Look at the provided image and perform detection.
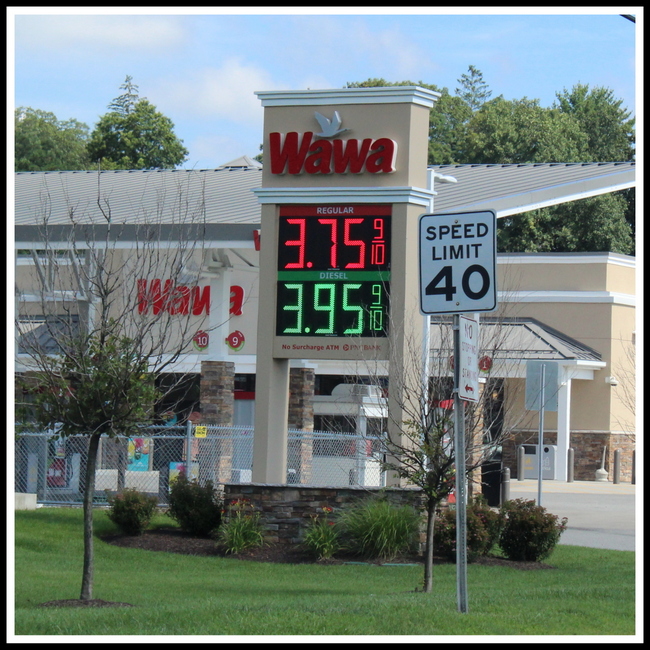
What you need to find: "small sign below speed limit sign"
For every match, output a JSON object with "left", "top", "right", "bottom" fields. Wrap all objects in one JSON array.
[{"left": 419, "top": 210, "right": 497, "bottom": 314}]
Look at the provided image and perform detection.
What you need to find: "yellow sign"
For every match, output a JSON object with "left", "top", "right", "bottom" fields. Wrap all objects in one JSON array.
[{"left": 194, "top": 426, "right": 207, "bottom": 438}]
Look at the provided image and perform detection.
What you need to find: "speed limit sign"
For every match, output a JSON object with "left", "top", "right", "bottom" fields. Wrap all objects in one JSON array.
[{"left": 419, "top": 211, "right": 497, "bottom": 314}]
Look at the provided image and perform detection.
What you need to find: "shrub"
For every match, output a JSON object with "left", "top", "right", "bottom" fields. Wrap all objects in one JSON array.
[
  {"left": 217, "top": 498, "right": 265, "bottom": 554},
  {"left": 499, "top": 498, "right": 568, "bottom": 562},
  {"left": 302, "top": 506, "right": 341, "bottom": 560},
  {"left": 339, "top": 497, "right": 420, "bottom": 561},
  {"left": 433, "top": 505, "right": 493, "bottom": 562},
  {"left": 106, "top": 488, "right": 158, "bottom": 536},
  {"left": 167, "top": 475, "right": 222, "bottom": 537},
  {"left": 471, "top": 495, "right": 506, "bottom": 554}
]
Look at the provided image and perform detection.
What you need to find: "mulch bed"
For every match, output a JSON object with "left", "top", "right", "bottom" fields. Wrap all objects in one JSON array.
[
  {"left": 100, "top": 526, "right": 554, "bottom": 570},
  {"left": 39, "top": 527, "right": 552, "bottom": 608},
  {"left": 40, "top": 599, "right": 134, "bottom": 608}
]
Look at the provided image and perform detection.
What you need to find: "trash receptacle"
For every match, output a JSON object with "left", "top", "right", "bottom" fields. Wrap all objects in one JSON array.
[
  {"left": 521, "top": 444, "right": 557, "bottom": 479},
  {"left": 481, "top": 460, "right": 502, "bottom": 507}
]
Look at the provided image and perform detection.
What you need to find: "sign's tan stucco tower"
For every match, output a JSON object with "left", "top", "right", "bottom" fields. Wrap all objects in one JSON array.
[{"left": 252, "top": 87, "right": 440, "bottom": 483}]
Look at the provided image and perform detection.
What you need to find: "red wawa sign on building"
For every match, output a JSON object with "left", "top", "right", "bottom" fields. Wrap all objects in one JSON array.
[
  {"left": 137, "top": 280, "right": 211, "bottom": 316},
  {"left": 268, "top": 111, "right": 398, "bottom": 175},
  {"left": 137, "top": 280, "right": 245, "bottom": 317}
]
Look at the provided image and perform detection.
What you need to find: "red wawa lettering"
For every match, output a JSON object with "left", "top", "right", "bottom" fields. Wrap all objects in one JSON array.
[
  {"left": 137, "top": 281, "right": 244, "bottom": 316},
  {"left": 269, "top": 132, "right": 397, "bottom": 175},
  {"left": 229, "top": 285, "right": 244, "bottom": 316},
  {"left": 137, "top": 280, "right": 211, "bottom": 316}
]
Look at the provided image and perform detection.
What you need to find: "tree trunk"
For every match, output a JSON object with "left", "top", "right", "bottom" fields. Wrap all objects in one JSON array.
[
  {"left": 80, "top": 432, "right": 101, "bottom": 601},
  {"left": 117, "top": 437, "right": 127, "bottom": 491},
  {"left": 423, "top": 499, "right": 437, "bottom": 593}
]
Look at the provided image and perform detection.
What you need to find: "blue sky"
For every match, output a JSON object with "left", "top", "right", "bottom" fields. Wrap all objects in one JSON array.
[{"left": 10, "top": 8, "right": 640, "bottom": 170}]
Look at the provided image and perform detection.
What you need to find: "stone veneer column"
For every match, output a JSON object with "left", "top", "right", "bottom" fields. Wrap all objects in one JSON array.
[
  {"left": 200, "top": 361, "right": 235, "bottom": 425},
  {"left": 288, "top": 367, "right": 315, "bottom": 484},
  {"left": 199, "top": 361, "right": 235, "bottom": 483},
  {"left": 288, "top": 367, "right": 315, "bottom": 430}
]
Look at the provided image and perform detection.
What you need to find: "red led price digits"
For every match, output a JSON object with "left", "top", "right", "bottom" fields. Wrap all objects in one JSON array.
[
  {"left": 343, "top": 218, "right": 365, "bottom": 268},
  {"left": 318, "top": 218, "right": 338, "bottom": 268},
  {"left": 371, "top": 218, "right": 386, "bottom": 265},
  {"left": 284, "top": 218, "right": 306, "bottom": 268},
  {"left": 280, "top": 215, "right": 389, "bottom": 271}
]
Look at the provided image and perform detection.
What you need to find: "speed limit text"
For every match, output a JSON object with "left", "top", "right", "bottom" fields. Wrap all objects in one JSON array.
[{"left": 425, "top": 221, "right": 490, "bottom": 261}]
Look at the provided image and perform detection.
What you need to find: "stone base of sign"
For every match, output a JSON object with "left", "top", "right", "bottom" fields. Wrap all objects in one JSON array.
[{"left": 222, "top": 483, "right": 428, "bottom": 549}]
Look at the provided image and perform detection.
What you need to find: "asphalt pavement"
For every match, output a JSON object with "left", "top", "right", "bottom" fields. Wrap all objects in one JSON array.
[{"left": 506, "top": 479, "right": 637, "bottom": 552}]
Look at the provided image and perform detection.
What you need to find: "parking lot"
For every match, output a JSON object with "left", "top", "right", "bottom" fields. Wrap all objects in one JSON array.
[{"left": 508, "top": 479, "right": 637, "bottom": 552}]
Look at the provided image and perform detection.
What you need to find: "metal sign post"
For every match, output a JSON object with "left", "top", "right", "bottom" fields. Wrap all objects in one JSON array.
[
  {"left": 537, "top": 364, "right": 546, "bottom": 507},
  {"left": 419, "top": 212, "right": 498, "bottom": 616},
  {"left": 453, "top": 314, "right": 469, "bottom": 613},
  {"left": 525, "top": 360, "right": 558, "bottom": 507}
]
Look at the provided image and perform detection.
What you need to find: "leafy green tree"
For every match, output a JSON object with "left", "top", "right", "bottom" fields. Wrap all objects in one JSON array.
[
  {"left": 87, "top": 76, "right": 189, "bottom": 170},
  {"left": 554, "top": 84, "right": 635, "bottom": 161},
  {"left": 463, "top": 97, "right": 588, "bottom": 163},
  {"left": 15, "top": 107, "right": 90, "bottom": 171},
  {"left": 347, "top": 74, "right": 635, "bottom": 253},
  {"left": 456, "top": 65, "right": 492, "bottom": 111},
  {"left": 498, "top": 192, "right": 634, "bottom": 254},
  {"left": 427, "top": 91, "right": 472, "bottom": 164},
  {"left": 29, "top": 333, "right": 157, "bottom": 601}
]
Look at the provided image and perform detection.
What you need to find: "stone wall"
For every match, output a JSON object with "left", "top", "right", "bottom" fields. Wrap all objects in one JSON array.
[
  {"left": 503, "top": 430, "right": 635, "bottom": 482},
  {"left": 222, "top": 483, "right": 427, "bottom": 548}
]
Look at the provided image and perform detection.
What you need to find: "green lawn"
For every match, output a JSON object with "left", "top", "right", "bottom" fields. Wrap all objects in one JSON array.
[{"left": 13, "top": 508, "right": 636, "bottom": 637}]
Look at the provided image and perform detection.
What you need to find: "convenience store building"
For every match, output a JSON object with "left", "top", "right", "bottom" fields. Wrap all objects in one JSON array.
[{"left": 14, "top": 87, "right": 636, "bottom": 484}]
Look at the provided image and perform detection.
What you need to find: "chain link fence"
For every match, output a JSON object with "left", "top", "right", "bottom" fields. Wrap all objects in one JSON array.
[{"left": 14, "top": 424, "right": 386, "bottom": 506}]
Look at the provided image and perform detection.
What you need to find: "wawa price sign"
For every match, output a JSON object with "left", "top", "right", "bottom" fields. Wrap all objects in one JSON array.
[{"left": 419, "top": 211, "right": 497, "bottom": 315}]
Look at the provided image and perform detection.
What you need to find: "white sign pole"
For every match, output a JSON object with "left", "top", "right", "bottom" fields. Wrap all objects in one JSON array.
[
  {"left": 525, "top": 360, "right": 558, "bottom": 504},
  {"left": 537, "top": 364, "right": 546, "bottom": 507}
]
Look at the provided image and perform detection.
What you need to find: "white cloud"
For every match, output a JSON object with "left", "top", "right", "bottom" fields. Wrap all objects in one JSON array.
[
  {"left": 15, "top": 15, "right": 187, "bottom": 53},
  {"left": 186, "top": 132, "right": 261, "bottom": 169},
  {"left": 156, "top": 59, "right": 279, "bottom": 125}
]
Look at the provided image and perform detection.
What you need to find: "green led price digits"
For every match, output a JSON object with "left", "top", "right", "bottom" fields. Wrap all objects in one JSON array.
[{"left": 278, "top": 281, "right": 387, "bottom": 337}]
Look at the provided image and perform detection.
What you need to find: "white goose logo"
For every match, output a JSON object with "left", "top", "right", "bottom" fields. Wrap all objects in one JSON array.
[{"left": 314, "top": 111, "right": 349, "bottom": 138}]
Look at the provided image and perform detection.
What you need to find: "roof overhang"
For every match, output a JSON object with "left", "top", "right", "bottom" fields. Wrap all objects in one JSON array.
[
  {"left": 430, "top": 162, "right": 635, "bottom": 218},
  {"left": 14, "top": 222, "right": 257, "bottom": 249},
  {"left": 428, "top": 317, "right": 606, "bottom": 380}
]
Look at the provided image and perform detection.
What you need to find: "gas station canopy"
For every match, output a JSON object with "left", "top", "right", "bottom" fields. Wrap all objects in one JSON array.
[{"left": 431, "top": 162, "right": 635, "bottom": 217}]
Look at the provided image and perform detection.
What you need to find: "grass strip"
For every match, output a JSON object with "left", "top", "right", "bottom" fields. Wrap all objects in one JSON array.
[{"left": 13, "top": 508, "right": 636, "bottom": 637}]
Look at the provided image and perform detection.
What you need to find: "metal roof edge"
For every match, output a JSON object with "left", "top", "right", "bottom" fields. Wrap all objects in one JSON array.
[{"left": 497, "top": 251, "right": 635, "bottom": 267}]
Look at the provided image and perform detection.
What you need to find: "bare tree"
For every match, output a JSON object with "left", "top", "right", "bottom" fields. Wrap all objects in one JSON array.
[
  {"left": 341, "top": 311, "right": 531, "bottom": 593},
  {"left": 15, "top": 172, "right": 227, "bottom": 602}
]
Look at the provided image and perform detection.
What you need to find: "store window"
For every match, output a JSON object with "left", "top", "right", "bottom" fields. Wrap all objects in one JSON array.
[{"left": 16, "top": 315, "right": 80, "bottom": 355}]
